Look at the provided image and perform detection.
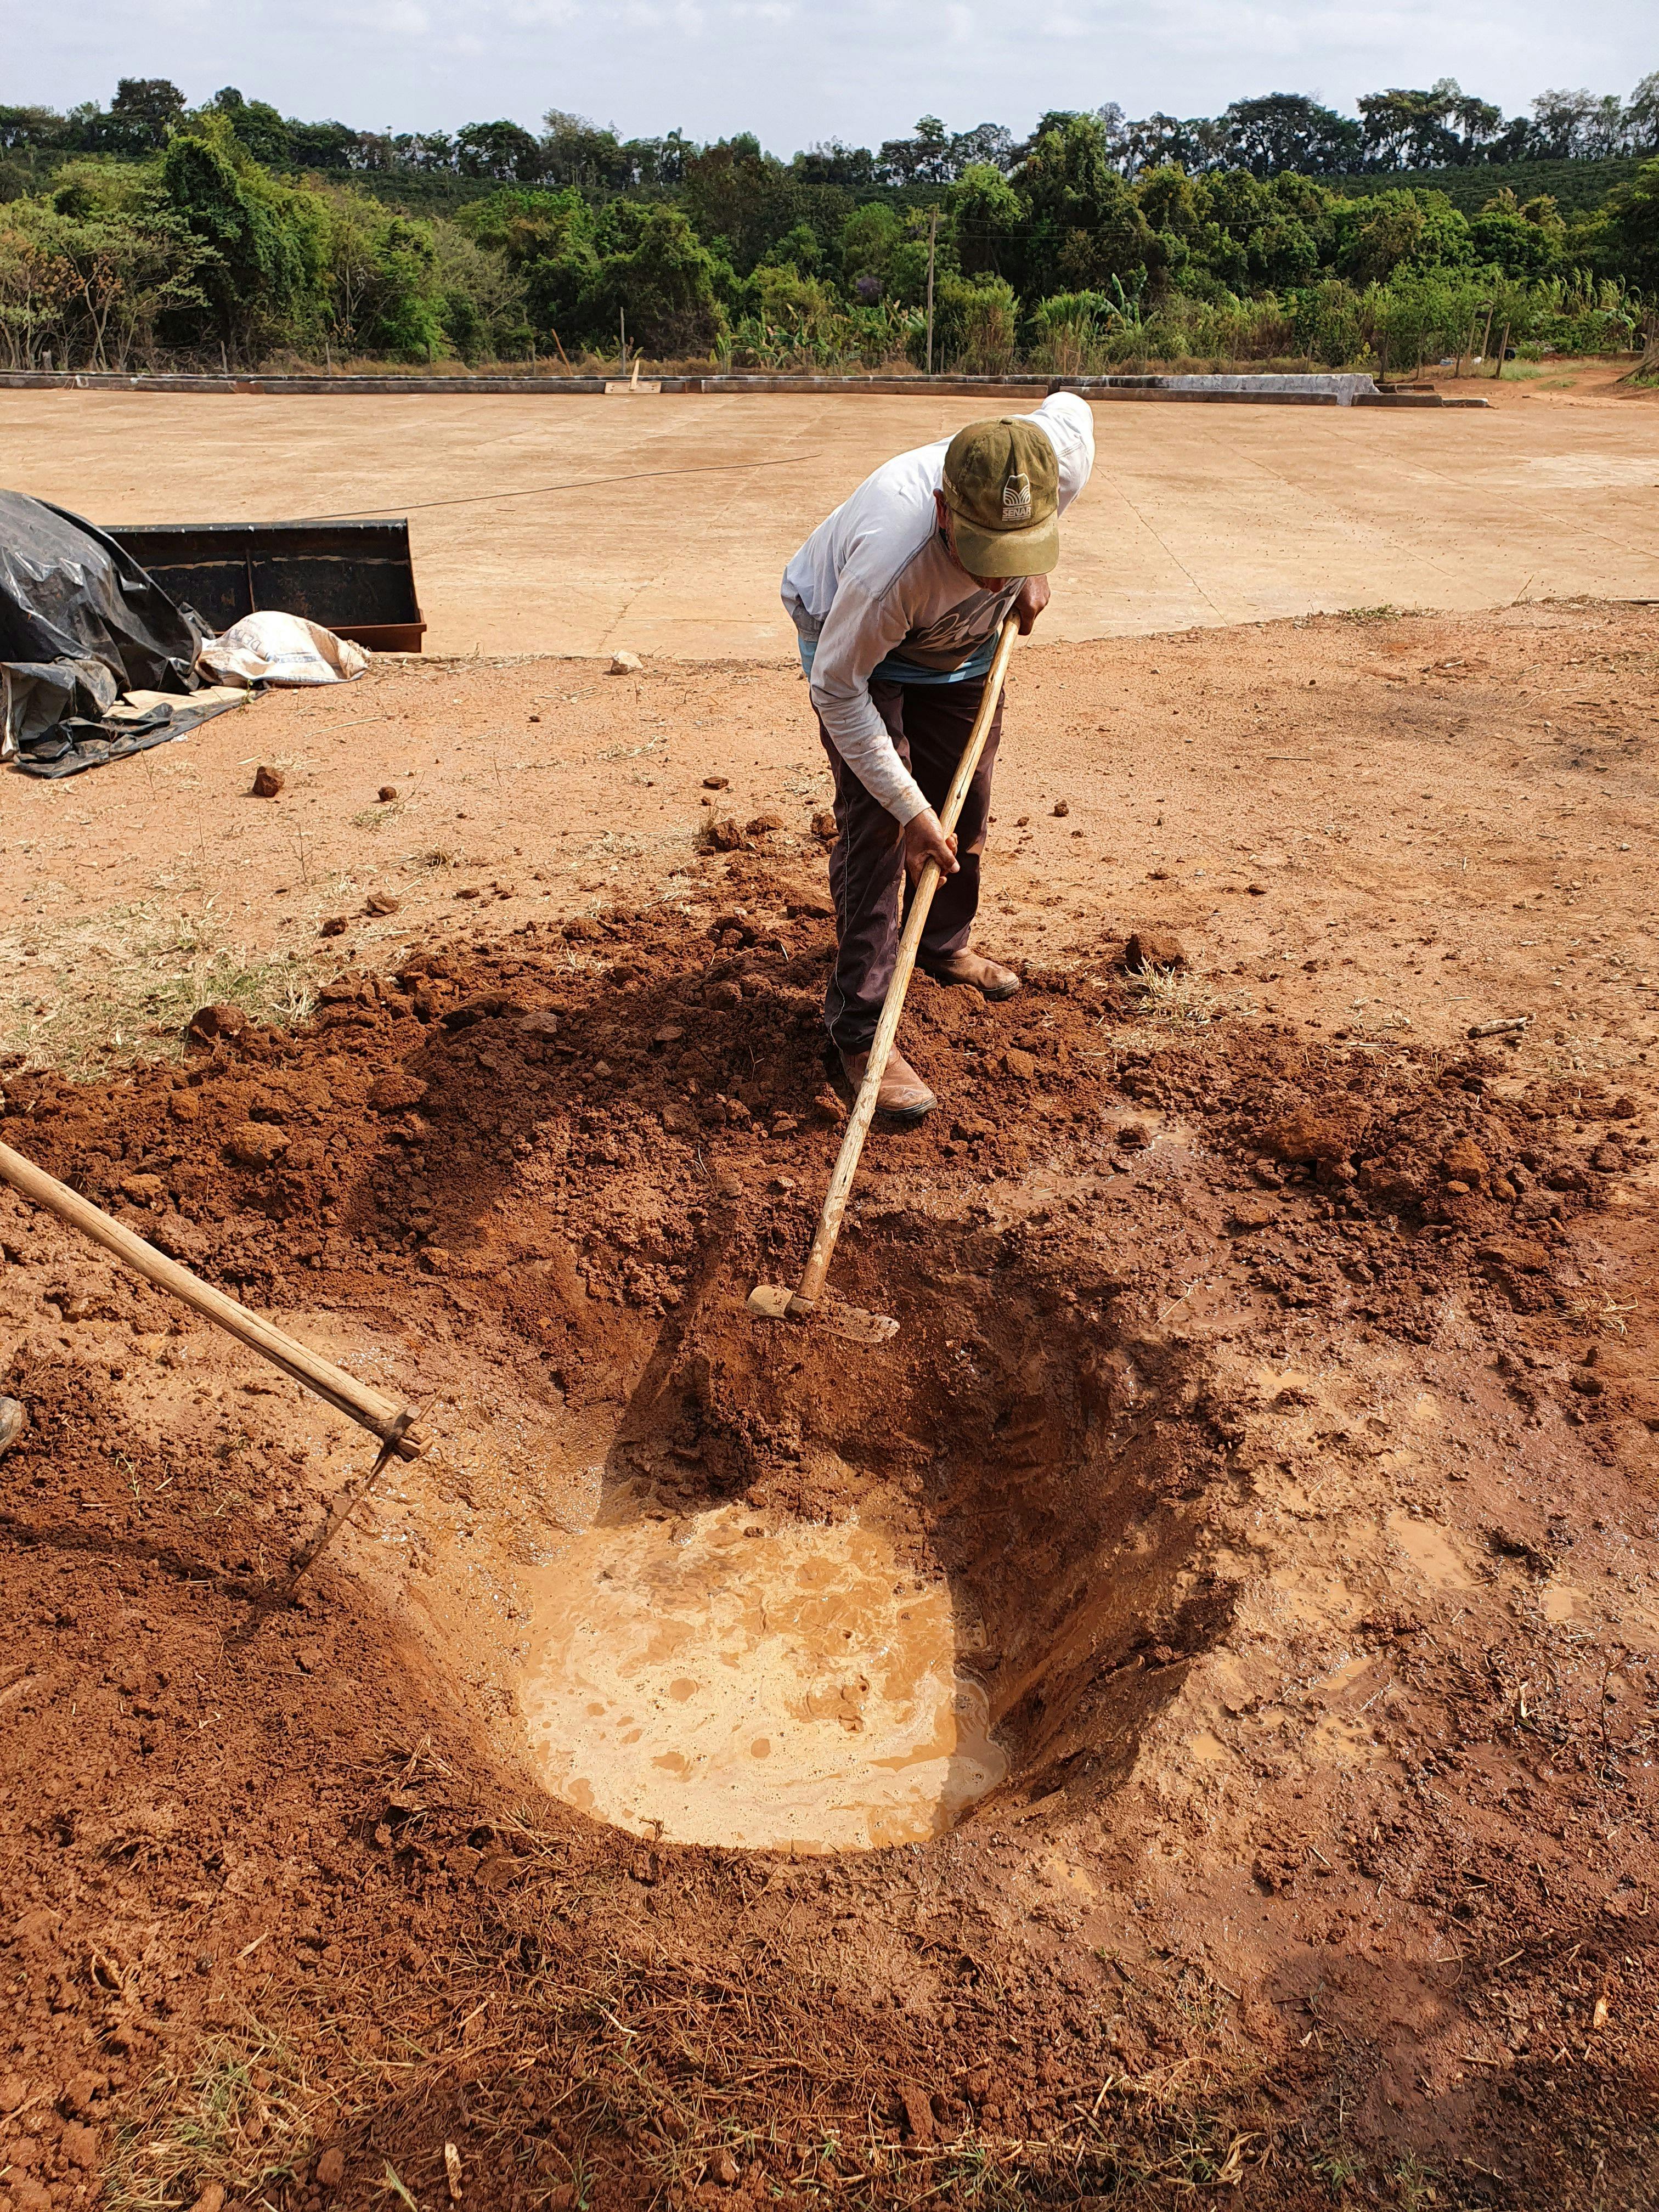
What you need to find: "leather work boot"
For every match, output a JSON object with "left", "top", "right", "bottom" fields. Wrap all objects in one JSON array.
[
  {"left": 0, "top": 1397, "right": 25, "bottom": 1459},
  {"left": 839, "top": 1046, "right": 936, "bottom": 1122},
  {"left": 921, "top": 947, "right": 1022, "bottom": 1002}
]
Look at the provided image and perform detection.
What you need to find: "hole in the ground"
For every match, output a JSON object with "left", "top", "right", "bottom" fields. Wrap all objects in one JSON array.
[
  {"left": 511, "top": 1229, "right": 1234, "bottom": 1853},
  {"left": 520, "top": 1504, "right": 1005, "bottom": 1852}
]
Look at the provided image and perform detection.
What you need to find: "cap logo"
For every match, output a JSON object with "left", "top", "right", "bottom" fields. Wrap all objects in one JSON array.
[{"left": 1002, "top": 472, "right": 1031, "bottom": 526}]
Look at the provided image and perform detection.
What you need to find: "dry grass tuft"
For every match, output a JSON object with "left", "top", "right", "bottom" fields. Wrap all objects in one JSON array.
[
  {"left": 351, "top": 800, "right": 406, "bottom": 830},
  {"left": 104, "top": 2018, "right": 338, "bottom": 2212},
  {"left": 0, "top": 900, "right": 315, "bottom": 1076},
  {"left": 1563, "top": 1292, "right": 1638, "bottom": 1338},
  {"left": 1136, "top": 966, "right": 1224, "bottom": 1030}
]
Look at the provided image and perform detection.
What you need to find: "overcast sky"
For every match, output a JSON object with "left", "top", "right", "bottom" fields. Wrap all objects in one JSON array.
[{"left": 5, "top": 0, "right": 1654, "bottom": 150}]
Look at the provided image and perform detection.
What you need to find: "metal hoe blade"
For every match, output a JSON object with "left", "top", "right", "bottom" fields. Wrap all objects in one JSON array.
[{"left": 746, "top": 1283, "right": 899, "bottom": 1346}]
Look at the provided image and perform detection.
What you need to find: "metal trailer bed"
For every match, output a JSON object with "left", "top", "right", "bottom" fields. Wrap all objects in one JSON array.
[{"left": 102, "top": 520, "right": 424, "bottom": 653}]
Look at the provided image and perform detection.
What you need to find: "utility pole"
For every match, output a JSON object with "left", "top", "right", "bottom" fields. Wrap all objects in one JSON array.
[{"left": 924, "top": 210, "right": 938, "bottom": 379}]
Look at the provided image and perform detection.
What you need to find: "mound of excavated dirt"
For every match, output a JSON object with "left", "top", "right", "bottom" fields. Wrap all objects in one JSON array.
[{"left": 2, "top": 851, "right": 1657, "bottom": 2211}]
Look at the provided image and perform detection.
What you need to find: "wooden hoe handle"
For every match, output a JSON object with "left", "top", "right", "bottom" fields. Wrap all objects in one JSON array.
[
  {"left": 0, "top": 1136, "right": 424, "bottom": 1458},
  {"left": 788, "top": 614, "right": 1020, "bottom": 1314}
]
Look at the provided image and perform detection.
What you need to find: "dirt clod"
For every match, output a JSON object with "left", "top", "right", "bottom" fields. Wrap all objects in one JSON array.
[
  {"left": 187, "top": 1002, "right": 247, "bottom": 1046},
  {"left": 899, "top": 2083, "right": 936, "bottom": 2143},
  {"left": 60, "top": 2121, "right": 98, "bottom": 2168},
  {"left": 1443, "top": 1134, "right": 1491, "bottom": 1183},
  {"left": 1124, "top": 929, "right": 1187, "bottom": 973},
  {"left": 251, "top": 764, "right": 284, "bottom": 798},
  {"left": 1227, "top": 1198, "right": 1278, "bottom": 1231},
  {"left": 320, "top": 915, "right": 348, "bottom": 937},
  {"left": 225, "top": 1121, "right": 289, "bottom": 1169},
  {"left": 1257, "top": 1104, "right": 1354, "bottom": 1165},
  {"left": 1479, "top": 1236, "right": 1551, "bottom": 1272},
  {"left": 366, "top": 1070, "right": 430, "bottom": 1112}
]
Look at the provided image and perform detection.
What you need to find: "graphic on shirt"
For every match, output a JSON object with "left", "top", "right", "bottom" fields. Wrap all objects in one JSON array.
[
  {"left": 897, "top": 581, "right": 1019, "bottom": 665},
  {"left": 1002, "top": 472, "right": 1032, "bottom": 525}
]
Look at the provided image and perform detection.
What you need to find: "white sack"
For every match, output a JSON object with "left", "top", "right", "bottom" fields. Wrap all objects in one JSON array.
[{"left": 196, "top": 613, "right": 369, "bottom": 688}]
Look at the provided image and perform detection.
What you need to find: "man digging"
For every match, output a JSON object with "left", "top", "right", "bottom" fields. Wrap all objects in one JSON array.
[{"left": 782, "top": 393, "right": 1094, "bottom": 1120}]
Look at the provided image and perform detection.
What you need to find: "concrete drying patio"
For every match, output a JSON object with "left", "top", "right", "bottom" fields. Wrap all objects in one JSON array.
[{"left": 5, "top": 386, "right": 1658, "bottom": 656}]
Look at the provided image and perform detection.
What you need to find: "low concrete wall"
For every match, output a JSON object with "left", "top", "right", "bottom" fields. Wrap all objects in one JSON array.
[{"left": 0, "top": 368, "right": 1472, "bottom": 408}]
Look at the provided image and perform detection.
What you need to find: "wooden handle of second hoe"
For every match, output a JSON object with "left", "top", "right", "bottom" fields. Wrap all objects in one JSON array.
[
  {"left": 790, "top": 614, "right": 1020, "bottom": 1313},
  {"left": 0, "top": 1136, "right": 424, "bottom": 1457}
]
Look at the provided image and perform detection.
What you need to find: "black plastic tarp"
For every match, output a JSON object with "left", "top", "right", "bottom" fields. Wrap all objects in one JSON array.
[{"left": 0, "top": 491, "right": 225, "bottom": 777}]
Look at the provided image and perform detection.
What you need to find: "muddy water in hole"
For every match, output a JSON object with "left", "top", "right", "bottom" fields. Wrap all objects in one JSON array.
[{"left": 519, "top": 1505, "right": 1006, "bottom": 1852}]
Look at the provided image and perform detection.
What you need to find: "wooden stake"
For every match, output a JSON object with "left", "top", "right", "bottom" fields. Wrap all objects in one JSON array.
[{"left": 924, "top": 210, "right": 938, "bottom": 378}]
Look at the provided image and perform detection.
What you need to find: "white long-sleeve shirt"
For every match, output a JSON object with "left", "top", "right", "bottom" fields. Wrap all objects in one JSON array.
[{"left": 780, "top": 391, "right": 1095, "bottom": 822}]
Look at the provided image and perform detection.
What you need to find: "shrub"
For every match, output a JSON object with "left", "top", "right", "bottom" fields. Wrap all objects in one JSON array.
[
  {"left": 1030, "top": 290, "right": 1123, "bottom": 373},
  {"left": 908, "top": 273, "right": 1018, "bottom": 372},
  {"left": 1291, "top": 278, "right": 1368, "bottom": 365},
  {"left": 580, "top": 202, "right": 723, "bottom": 356}
]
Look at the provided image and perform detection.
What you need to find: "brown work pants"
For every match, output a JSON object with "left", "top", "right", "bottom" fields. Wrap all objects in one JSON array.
[{"left": 816, "top": 675, "right": 1004, "bottom": 1055}]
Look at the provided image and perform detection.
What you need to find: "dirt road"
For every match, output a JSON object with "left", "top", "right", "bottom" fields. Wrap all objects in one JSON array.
[
  {"left": 3, "top": 378, "right": 1657, "bottom": 653},
  {"left": 2, "top": 597, "right": 1657, "bottom": 2210}
]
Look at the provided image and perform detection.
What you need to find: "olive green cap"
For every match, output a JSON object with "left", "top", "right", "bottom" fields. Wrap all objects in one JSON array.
[{"left": 941, "top": 415, "right": 1060, "bottom": 577}]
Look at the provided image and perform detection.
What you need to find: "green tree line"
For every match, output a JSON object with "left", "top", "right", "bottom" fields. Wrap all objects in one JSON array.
[
  {"left": 1, "top": 93, "right": 1655, "bottom": 375},
  {"left": 5, "top": 71, "right": 1659, "bottom": 185}
]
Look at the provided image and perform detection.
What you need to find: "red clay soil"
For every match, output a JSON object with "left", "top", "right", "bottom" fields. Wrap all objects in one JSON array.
[{"left": 2, "top": 837, "right": 1658, "bottom": 2210}]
